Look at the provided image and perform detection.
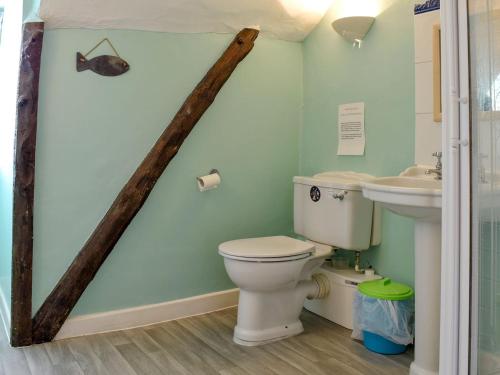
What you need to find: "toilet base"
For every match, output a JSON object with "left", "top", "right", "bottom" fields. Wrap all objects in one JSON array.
[
  {"left": 232, "top": 280, "right": 318, "bottom": 346},
  {"left": 233, "top": 320, "right": 304, "bottom": 346}
]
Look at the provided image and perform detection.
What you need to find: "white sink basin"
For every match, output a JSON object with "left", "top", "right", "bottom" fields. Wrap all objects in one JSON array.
[
  {"left": 361, "top": 176, "right": 441, "bottom": 221},
  {"left": 360, "top": 165, "right": 443, "bottom": 375}
]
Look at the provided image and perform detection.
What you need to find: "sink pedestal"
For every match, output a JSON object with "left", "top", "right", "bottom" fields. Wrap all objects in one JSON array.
[
  {"left": 410, "top": 220, "right": 441, "bottom": 375},
  {"left": 359, "top": 169, "right": 442, "bottom": 375}
]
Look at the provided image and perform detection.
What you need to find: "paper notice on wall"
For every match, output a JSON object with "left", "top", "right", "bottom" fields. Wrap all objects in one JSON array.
[{"left": 337, "top": 102, "right": 365, "bottom": 156}]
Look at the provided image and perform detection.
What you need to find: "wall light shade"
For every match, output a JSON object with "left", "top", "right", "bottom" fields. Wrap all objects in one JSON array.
[{"left": 331, "top": 16, "right": 375, "bottom": 45}]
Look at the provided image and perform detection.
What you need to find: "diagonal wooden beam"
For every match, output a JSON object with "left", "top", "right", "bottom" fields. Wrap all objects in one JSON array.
[
  {"left": 32, "top": 28, "right": 259, "bottom": 343},
  {"left": 11, "top": 22, "right": 45, "bottom": 347}
]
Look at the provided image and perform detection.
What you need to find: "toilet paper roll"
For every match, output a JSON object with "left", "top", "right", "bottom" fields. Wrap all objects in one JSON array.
[{"left": 197, "top": 173, "right": 221, "bottom": 192}]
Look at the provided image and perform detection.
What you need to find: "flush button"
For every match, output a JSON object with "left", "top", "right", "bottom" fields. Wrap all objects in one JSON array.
[{"left": 310, "top": 186, "right": 321, "bottom": 202}]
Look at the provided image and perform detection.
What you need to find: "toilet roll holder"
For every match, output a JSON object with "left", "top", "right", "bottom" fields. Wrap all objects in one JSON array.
[{"left": 196, "top": 169, "right": 221, "bottom": 191}]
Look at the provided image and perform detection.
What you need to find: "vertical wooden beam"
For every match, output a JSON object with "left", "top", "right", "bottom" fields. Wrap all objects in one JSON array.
[
  {"left": 32, "top": 28, "right": 259, "bottom": 344},
  {"left": 11, "top": 22, "right": 44, "bottom": 347}
]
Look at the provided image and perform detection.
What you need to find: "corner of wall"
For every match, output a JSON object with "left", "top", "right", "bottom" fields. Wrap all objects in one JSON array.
[
  {"left": 298, "top": 41, "right": 306, "bottom": 176},
  {"left": 299, "top": 0, "right": 417, "bottom": 286},
  {"left": 23, "top": 0, "right": 42, "bottom": 23},
  {"left": 0, "top": 285, "right": 11, "bottom": 340},
  {"left": 0, "top": 0, "right": 25, "bottom": 338}
]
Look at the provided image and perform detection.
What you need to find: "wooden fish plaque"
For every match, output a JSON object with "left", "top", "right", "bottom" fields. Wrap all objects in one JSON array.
[{"left": 76, "top": 38, "right": 129, "bottom": 77}]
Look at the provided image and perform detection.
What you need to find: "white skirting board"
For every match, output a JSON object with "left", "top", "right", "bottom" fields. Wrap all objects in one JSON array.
[
  {"left": 55, "top": 288, "right": 239, "bottom": 340},
  {"left": 0, "top": 286, "right": 11, "bottom": 341}
]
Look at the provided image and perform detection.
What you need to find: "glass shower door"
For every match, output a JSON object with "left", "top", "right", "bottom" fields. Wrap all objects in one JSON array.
[{"left": 470, "top": 1, "right": 500, "bottom": 373}]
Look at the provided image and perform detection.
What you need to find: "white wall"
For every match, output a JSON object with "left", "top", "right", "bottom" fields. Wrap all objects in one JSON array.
[{"left": 414, "top": 7, "right": 442, "bottom": 165}]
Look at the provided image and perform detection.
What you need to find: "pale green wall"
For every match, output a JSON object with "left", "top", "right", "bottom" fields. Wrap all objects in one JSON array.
[
  {"left": 22, "top": 0, "right": 41, "bottom": 22},
  {"left": 0, "top": 52, "right": 14, "bottom": 319},
  {"left": 301, "top": 1, "right": 416, "bottom": 286},
  {"left": 34, "top": 29, "right": 303, "bottom": 315},
  {"left": 0, "top": 109, "right": 14, "bottom": 320},
  {"left": 0, "top": 0, "right": 25, "bottom": 329},
  {"left": 0, "top": 159, "right": 13, "bottom": 318},
  {"left": 33, "top": 0, "right": 416, "bottom": 317}
]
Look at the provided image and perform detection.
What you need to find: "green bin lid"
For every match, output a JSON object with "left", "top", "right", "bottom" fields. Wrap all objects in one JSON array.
[{"left": 358, "top": 278, "right": 414, "bottom": 301}]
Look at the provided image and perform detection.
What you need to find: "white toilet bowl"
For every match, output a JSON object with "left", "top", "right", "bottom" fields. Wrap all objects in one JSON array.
[{"left": 219, "top": 236, "right": 332, "bottom": 346}]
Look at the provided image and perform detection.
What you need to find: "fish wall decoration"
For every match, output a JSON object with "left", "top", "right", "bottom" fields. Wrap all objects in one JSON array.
[{"left": 76, "top": 38, "right": 130, "bottom": 77}]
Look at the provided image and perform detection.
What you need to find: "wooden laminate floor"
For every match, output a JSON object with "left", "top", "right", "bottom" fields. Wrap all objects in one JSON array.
[{"left": 0, "top": 308, "right": 412, "bottom": 375}]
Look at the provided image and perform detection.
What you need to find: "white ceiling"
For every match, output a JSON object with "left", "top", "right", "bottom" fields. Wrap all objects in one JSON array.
[{"left": 39, "top": 0, "right": 333, "bottom": 41}]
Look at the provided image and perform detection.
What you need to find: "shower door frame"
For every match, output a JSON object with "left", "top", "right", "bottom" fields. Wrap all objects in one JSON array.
[{"left": 440, "top": 0, "right": 471, "bottom": 374}]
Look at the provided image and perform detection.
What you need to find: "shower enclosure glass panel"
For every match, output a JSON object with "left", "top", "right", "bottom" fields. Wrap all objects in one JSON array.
[{"left": 470, "top": 1, "right": 500, "bottom": 373}]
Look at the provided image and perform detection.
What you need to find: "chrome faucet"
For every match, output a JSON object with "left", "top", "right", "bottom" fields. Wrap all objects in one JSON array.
[{"left": 425, "top": 152, "right": 442, "bottom": 180}]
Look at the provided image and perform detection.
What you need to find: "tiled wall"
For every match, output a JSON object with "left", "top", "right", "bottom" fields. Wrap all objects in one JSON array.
[{"left": 414, "top": 6, "right": 442, "bottom": 165}]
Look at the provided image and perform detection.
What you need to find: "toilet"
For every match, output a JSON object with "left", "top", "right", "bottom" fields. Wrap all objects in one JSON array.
[{"left": 219, "top": 171, "right": 381, "bottom": 346}]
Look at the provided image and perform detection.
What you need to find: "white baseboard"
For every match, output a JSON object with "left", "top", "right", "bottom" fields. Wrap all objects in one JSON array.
[
  {"left": 55, "top": 288, "right": 239, "bottom": 340},
  {"left": 0, "top": 285, "right": 11, "bottom": 341}
]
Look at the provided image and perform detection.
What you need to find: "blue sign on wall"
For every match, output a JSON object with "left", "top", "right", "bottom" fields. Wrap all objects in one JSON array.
[{"left": 414, "top": 0, "right": 440, "bottom": 15}]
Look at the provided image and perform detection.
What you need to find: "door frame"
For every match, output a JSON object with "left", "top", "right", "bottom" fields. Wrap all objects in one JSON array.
[{"left": 439, "top": 0, "right": 471, "bottom": 373}]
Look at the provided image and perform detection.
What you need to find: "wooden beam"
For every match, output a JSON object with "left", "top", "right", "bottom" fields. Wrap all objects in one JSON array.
[
  {"left": 32, "top": 28, "right": 259, "bottom": 343},
  {"left": 11, "top": 22, "right": 45, "bottom": 347}
]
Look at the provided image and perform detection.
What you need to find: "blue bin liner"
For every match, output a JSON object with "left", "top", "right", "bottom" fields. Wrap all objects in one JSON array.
[{"left": 352, "top": 291, "right": 414, "bottom": 346}]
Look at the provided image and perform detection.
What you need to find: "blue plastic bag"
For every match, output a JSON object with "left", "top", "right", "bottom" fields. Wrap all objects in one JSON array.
[{"left": 352, "top": 291, "right": 414, "bottom": 345}]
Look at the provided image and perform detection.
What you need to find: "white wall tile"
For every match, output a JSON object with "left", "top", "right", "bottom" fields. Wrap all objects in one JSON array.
[
  {"left": 415, "top": 61, "right": 434, "bottom": 114},
  {"left": 414, "top": 7, "right": 441, "bottom": 165},
  {"left": 415, "top": 113, "right": 442, "bottom": 165},
  {"left": 414, "top": 10, "right": 440, "bottom": 64}
]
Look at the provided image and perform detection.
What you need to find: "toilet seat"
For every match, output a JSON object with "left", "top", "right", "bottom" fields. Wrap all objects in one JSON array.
[{"left": 218, "top": 236, "right": 314, "bottom": 263}]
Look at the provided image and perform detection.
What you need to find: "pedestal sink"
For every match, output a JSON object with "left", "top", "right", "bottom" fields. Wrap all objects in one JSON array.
[{"left": 361, "top": 166, "right": 441, "bottom": 375}]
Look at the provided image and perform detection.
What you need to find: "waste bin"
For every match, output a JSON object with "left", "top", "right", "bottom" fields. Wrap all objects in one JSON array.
[{"left": 352, "top": 278, "right": 414, "bottom": 355}]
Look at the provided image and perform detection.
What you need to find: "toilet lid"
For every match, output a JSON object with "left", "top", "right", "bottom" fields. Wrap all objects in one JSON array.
[{"left": 218, "top": 236, "right": 314, "bottom": 259}]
